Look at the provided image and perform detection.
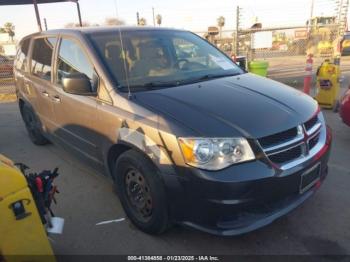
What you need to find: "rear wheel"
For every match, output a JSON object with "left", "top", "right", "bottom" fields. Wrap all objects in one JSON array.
[
  {"left": 22, "top": 104, "right": 49, "bottom": 145},
  {"left": 115, "top": 150, "right": 169, "bottom": 234}
]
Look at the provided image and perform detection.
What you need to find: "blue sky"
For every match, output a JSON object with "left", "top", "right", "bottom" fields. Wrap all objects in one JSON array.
[{"left": 0, "top": 0, "right": 344, "bottom": 40}]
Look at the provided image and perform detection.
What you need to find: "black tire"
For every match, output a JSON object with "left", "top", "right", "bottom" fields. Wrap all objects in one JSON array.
[
  {"left": 115, "top": 149, "right": 169, "bottom": 234},
  {"left": 22, "top": 104, "right": 50, "bottom": 145}
]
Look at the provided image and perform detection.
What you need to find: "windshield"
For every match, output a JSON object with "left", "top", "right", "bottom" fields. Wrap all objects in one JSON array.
[{"left": 87, "top": 30, "right": 244, "bottom": 91}]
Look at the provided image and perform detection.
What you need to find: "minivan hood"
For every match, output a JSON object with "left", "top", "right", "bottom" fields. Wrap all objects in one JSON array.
[{"left": 134, "top": 73, "right": 318, "bottom": 138}]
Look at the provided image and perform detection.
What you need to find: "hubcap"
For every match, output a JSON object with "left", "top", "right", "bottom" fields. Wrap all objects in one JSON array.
[{"left": 125, "top": 168, "right": 153, "bottom": 222}]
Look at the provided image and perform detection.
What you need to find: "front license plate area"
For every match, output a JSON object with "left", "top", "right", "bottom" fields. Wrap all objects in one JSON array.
[{"left": 300, "top": 163, "right": 321, "bottom": 194}]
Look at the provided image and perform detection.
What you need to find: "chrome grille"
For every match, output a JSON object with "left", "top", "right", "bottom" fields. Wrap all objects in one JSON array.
[
  {"left": 258, "top": 127, "right": 298, "bottom": 148},
  {"left": 304, "top": 115, "right": 318, "bottom": 131},
  {"left": 268, "top": 144, "right": 303, "bottom": 164},
  {"left": 258, "top": 113, "right": 324, "bottom": 169},
  {"left": 308, "top": 132, "right": 320, "bottom": 150}
]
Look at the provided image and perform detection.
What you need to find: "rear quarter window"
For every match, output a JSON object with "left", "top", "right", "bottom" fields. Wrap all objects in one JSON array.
[{"left": 15, "top": 39, "right": 30, "bottom": 72}]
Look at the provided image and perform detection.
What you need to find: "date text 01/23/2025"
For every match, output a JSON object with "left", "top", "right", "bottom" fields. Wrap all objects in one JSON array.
[{"left": 127, "top": 256, "right": 220, "bottom": 261}]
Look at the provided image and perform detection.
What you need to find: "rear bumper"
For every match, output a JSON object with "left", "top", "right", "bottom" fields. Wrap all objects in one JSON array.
[{"left": 163, "top": 127, "right": 332, "bottom": 236}]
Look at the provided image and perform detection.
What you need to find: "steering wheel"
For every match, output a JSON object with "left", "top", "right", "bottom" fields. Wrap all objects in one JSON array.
[{"left": 174, "top": 58, "right": 189, "bottom": 69}]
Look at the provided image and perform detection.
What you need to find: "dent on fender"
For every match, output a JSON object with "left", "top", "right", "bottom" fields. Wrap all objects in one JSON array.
[{"left": 118, "top": 127, "right": 176, "bottom": 174}]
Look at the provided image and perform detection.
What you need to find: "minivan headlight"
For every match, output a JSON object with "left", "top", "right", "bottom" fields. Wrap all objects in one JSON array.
[{"left": 178, "top": 137, "right": 255, "bottom": 170}]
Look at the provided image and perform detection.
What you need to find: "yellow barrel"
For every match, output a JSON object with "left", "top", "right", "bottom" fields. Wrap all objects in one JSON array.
[
  {"left": 315, "top": 60, "right": 340, "bottom": 109},
  {"left": 0, "top": 155, "right": 55, "bottom": 261}
]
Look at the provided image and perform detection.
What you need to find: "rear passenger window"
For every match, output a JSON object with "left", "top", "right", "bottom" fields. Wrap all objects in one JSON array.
[
  {"left": 31, "top": 37, "right": 56, "bottom": 81},
  {"left": 15, "top": 39, "right": 30, "bottom": 71}
]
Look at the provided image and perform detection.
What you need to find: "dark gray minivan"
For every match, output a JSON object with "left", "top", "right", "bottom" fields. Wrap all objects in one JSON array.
[{"left": 15, "top": 27, "right": 332, "bottom": 236}]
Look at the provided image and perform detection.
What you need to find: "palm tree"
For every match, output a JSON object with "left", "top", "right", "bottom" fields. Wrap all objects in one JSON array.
[
  {"left": 217, "top": 16, "right": 225, "bottom": 39},
  {"left": 156, "top": 14, "right": 162, "bottom": 26},
  {"left": 139, "top": 18, "right": 147, "bottom": 26},
  {"left": 3, "top": 22, "right": 15, "bottom": 42}
]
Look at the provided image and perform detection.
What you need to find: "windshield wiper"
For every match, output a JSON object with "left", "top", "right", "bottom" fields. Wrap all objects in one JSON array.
[
  {"left": 117, "top": 81, "right": 180, "bottom": 92},
  {"left": 195, "top": 72, "right": 242, "bottom": 82},
  {"left": 166, "top": 72, "right": 241, "bottom": 86},
  {"left": 142, "top": 73, "right": 242, "bottom": 87},
  {"left": 141, "top": 81, "right": 181, "bottom": 88},
  {"left": 117, "top": 73, "right": 242, "bottom": 92}
]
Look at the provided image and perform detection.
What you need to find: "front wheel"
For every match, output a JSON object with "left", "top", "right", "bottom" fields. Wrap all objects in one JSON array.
[{"left": 115, "top": 150, "right": 170, "bottom": 234}]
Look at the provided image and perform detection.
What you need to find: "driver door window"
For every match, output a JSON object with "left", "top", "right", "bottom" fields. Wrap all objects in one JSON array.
[{"left": 56, "top": 38, "right": 97, "bottom": 92}]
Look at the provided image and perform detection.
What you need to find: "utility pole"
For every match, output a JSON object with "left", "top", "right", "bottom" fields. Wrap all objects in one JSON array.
[
  {"left": 335, "top": 0, "right": 349, "bottom": 60},
  {"left": 43, "top": 18, "right": 48, "bottom": 30},
  {"left": 76, "top": 1, "right": 83, "bottom": 27},
  {"left": 152, "top": 7, "right": 155, "bottom": 26},
  {"left": 337, "top": 0, "right": 349, "bottom": 37},
  {"left": 33, "top": 0, "right": 42, "bottom": 31},
  {"left": 114, "top": 0, "right": 119, "bottom": 18},
  {"left": 136, "top": 12, "right": 140, "bottom": 25},
  {"left": 305, "top": 0, "right": 314, "bottom": 56},
  {"left": 309, "top": 0, "right": 315, "bottom": 30},
  {"left": 235, "top": 6, "right": 240, "bottom": 56},
  {"left": 337, "top": 0, "right": 344, "bottom": 23}
]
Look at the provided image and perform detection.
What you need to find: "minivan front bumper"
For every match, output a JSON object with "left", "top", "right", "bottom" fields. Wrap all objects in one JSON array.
[{"left": 164, "top": 127, "right": 332, "bottom": 236}]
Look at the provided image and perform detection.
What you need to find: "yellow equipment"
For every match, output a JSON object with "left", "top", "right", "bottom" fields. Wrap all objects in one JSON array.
[
  {"left": 306, "top": 16, "right": 338, "bottom": 57},
  {"left": 315, "top": 59, "right": 341, "bottom": 109},
  {"left": 0, "top": 155, "right": 55, "bottom": 261},
  {"left": 342, "top": 38, "right": 350, "bottom": 50},
  {"left": 317, "top": 41, "right": 333, "bottom": 56}
]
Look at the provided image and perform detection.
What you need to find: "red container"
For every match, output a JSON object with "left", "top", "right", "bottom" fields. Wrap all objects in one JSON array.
[{"left": 340, "top": 88, "right": 350, "bottom": 127}]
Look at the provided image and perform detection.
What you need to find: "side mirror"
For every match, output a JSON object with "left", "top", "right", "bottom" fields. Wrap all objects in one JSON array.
[{"left": 62, "top": 73, "right": 95, "bottom": 95}]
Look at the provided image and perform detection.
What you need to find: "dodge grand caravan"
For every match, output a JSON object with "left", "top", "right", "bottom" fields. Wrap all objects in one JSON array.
[{"left": 15, "top": 27, "right": 332, "bottom": 236}]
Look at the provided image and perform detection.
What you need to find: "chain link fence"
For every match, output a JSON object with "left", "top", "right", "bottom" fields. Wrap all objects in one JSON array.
[
  {"left": 244, "top": 25, "right": 338, "bottom": 59},
  {"left": 195, "top": 22, "right": 343, "bottom": 87},
  {"left": 0, "top": 54, "right": 15, "bottom": 96},
  {"left": 196, "top": 24, "right": 341, "bottom": 58}
]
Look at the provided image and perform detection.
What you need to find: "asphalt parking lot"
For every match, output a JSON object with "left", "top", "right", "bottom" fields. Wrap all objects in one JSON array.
[{"left": 0, "top": 99, "right": 349, "bottom": 257}]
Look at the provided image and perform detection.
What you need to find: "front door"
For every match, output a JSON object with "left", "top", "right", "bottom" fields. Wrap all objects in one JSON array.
[{"left": 50, "top": 37, "right": 102, "bottom": 164}]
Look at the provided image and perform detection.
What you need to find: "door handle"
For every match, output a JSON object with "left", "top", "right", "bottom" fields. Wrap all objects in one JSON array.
[
  {"left": 42, "top": 91, "right": 49, "bottom": 97},
  {"left": 52, "top": 95, "right": 61, "bottom": 103}
]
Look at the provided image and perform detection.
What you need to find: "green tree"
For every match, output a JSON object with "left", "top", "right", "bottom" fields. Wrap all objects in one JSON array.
[
  {"left": 2, "top": 22, "right": 15, "bottom": 41},
  {"left": 156, "top": 14, "right": 162, "bottom": 26},
  {"left": 217, "top": 16, "right": 225, "bottom": 39},
  {"left": 139, "top": 18, "right": 147, "bottom": 26},
  {"left": 104, "top": 17, "right": 125, "bottom": 26},
  {"left": 64, "top": 21, "right": 91, "bottom": 28}
]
